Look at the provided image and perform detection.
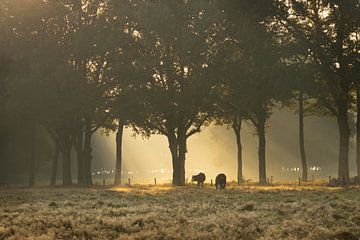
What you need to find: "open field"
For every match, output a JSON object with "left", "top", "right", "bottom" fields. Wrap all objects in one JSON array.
[{"left": 1, "top": 184, "right": 360, "bottom": 240}]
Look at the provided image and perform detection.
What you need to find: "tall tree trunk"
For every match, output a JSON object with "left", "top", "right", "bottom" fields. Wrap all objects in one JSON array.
[
  {"left": 233, "top": 118, "right": 243, "bottom": 183},
  {"left": 177, "top": 122, "right": 186, "bottom": 185},
  {"left": 62, "top": 144, "right": 72, "bottom": 186},
  {"left": 29, "top": 122, "right": 36, "bottom": 187},
  {"left": 257, "top": 112, "right": 267, "bottom": 184},
  {"left": 50, "top": 144, "right": 60, "bottom": 186},
  {"left": 0, "top": 139, "right": 4, "bottom": 186},
  {"left": 75, "top": 131, "right": 84, "bottom": 185},
  {"left": 299, "top": 91, "right": 308, "bottom": 182},
  {"left": 337, "top": 100, "right": 350, "bottom": 183},
  {"left": 178, "top": 136, "right": 186, "bottom": 186},
  {"left": 83, "top": 120, "right": 92, "bottom": 186},
  {"left": 357, "top": 85, "right": 360, "bottom": 181},
  {"left": 77, "top": 151, "right": 84, "bottom": 185},
  {"left": 0, "top": 132, "right": 8, "bottom": 186},
  {"left": 114, "top": 120, "right": 124, "bottom": 186},
  {"left": 0, "top": 163, "right": 4, "bottom": 186},
  {"left": 0, "top": 155, "right": 4, "bottom": 186}
]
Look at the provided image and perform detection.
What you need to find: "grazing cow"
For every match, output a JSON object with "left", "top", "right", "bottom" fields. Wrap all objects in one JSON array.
[
  {"left": 192, "top": 172, "right": 206, "bottom": 187},
  {"left": 215, "top": 173, "right": 226, "bottom": 190}
]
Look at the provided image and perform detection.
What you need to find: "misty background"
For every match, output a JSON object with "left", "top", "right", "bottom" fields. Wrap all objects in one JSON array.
[
  {"left": 1, "top": 108, "right": 356, "bottom": 186},
  {"left": 89, "top": 108, "right": 355, "bottom": 184}
]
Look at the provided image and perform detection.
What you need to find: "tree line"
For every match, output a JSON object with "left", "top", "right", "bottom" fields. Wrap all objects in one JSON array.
[{"left": 0, "top": 0, "right": 359, "bottom": 186}]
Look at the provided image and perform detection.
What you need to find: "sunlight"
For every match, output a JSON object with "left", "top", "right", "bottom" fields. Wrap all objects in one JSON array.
[
  {"left": 1, "top": 0, "right": 360, "bottom": 238},
  {"left": 319, "top": 8, "right": 330, "bottom": 19}
]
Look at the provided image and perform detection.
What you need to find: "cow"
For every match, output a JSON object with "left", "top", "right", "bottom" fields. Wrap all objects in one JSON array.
[
  {"left": 192, "top": 172, "right": 206, "bottom": 187},
  {"left": 215, "top": 173, "right": 226, "bottom": 190}
]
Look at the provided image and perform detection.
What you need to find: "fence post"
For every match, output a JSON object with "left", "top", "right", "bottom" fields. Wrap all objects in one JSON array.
[
  {"left": 298, "top": 178, "right": 301, "bottom": 186},
  {"left": 342, "top": 175, "right": 345, "bottom": 186},
  {"left": 154, "top": 178, "right": 157, "bottom": 187},
  {"left": 128, "top": 178, "right": 131, "bottom": 186},
  {"left": 328, "top": 176, "right": 331, "bottom": 184},
  {"left": 211, "top": 179, "right": 213, "bottom": 187},
  {"left": 103, "top": 179, "right": 105, "bottom": 188}
]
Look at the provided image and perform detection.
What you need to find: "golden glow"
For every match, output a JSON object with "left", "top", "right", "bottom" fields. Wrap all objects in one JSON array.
[
  {"left": 110, "top": 182, "right": 344, "bottom": 194},
  {"left": 93, "top": 110, "right": 342, "bottom": 185}
]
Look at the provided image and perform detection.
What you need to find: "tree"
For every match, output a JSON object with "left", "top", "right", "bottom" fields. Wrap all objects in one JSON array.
[
  {"left": 213, "top": 58, "right": 248, "bottom": 183},
  {"left": 4, "top": 0, "right": 85, "bottom": 186},
  {"left": 0, "top": 8, "right": 11, "bottom": 185},
  {"left": 298, "top": 90, "right": 308, "bottom": 181},
  {"left": 50, "top": 143, "right": 60, "bottom": 186},
  {"left": 290, "top": 64, "right": 319, "bottom": 182},
  {"left": 117, "top": 0, "right": 224, "bottom": 186},
  {"left": 2, "top": 0, "right": 121, "bottom": 187},
  {"left": 2, "top": 0, "right": 57, "bottom": 187},
  {"left": 274, "top": 0, "right": 360, "bottom": 182},
  {"left": 218, "top": 0, "right": 291, "bottom": 184}
]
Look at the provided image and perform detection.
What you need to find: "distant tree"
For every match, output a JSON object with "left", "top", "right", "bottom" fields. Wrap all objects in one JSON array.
[
  {"left": 51, "top": 0, "right": 115, "bottom": 186},
  {"left": 298, "top": 89, "right": 308, "bottom": 181},
  {"left": 357, "top": 100, "right": 360, "bottom": 179},
  {"left": 218, "top": 0, "right": 291, "bottom": 184},
  {"left": 212, "top": 46, "right": 249, "bottom": 183},
  {"left": 4, "top": 0, "right": 88, "bottom": 186},
  {"left": 274, "top": 0, "right": 360, "bottom": 182},
  {"left": 215, "top": 112, "right": 246, "bottom": 183},
  {"left": 109, "top": 78, "right": 147, "bottom": 186},
  {"left": 19, "top": 0, "right": 116, "bottom": 186},
  {"left": 286, "top": 64, "right": 317, "bottom": 182},
  {"left": 2, "top": 0, "right": 55, "bottom": 187},
  {"left": 0, "top": 10, "right": 11, "bottom": 185}
]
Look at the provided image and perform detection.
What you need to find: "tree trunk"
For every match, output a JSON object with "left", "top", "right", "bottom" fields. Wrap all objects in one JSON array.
[
  {"left": 233, "top": 118, "right": 243, "bottom": 183},
  {"left": 178, "top": 136, "right": 186, "bottom": 186},
  {"left": 357, "top": 85, "right": 360, "bottom": 181},
  {"left": 77, "top": 151, "right": 84, "bottom": 185},
  {"left": 82, "top": 120, "right": 92, "bottom": 186},
  {"left": 0, "top": 163, "right": 4, "bottom": 186},
  {"left": 29, "top": 122, "right": 36, "bottom": 187},
  {"left": 0, "top": 156, "right": 4, "bottom": 186},
  {"left": 114, "top": 120, "right": 124, "bottom": 186},
  {"left": 337, "top": 100, "right": 350, "bottom": 183},
  {"left": 299, "top": 91, "right": 308, "bottom": 182},
  {"left": 172, "top": 155, "right": 182, "bottom": 186},
  {"left": 167, "top": 132, "right": 183, "bottom": 186},
  {"left": 75, "top": 132, "right": 84, "bottom": 185},
  {"left": 0, "top": 131, "right": 8, "bottom": 186},
  {"left": 257, "top": 112, "right": 267, "bottom": 184},
  {"left": 62, "top": 144, "right": 72, "bottom": 186},
  {"left": 50, "top": 144, "right": 60, "bottom": 186}
]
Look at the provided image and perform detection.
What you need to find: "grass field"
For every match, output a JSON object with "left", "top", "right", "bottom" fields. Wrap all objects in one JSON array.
[{"left": 0, "top": 184, "right": 360, "bottom": 240}]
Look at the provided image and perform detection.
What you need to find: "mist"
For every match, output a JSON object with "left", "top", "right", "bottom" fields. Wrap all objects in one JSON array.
[{"left": 91, "top": 108, "right": 355, "bottom": 184}]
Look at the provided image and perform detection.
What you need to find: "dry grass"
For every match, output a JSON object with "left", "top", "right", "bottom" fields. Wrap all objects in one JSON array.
[{"left": 0, "top": 184, "right": 360, "bottom": 239}]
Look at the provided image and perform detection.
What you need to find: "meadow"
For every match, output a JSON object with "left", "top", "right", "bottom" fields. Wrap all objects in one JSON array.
[{"left": 0, "top": 184, "right": 360, "bottom": 240}]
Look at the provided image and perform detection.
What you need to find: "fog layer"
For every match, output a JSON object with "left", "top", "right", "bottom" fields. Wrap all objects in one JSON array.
[{"left": 92, "top": 109, "right": 357, "bottom": 183}]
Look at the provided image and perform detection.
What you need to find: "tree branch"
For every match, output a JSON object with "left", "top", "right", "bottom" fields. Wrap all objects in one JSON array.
[
  {"left": 186, "top": 114, "right": 210, "bottom": 139},
  {"left": 249, "top": 116, "right": 258, "bottom": 128}
]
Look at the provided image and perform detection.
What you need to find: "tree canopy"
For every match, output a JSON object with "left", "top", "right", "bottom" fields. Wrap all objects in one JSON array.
[{"left": 0, "top": 0, "right": 359, "bottom": 186}]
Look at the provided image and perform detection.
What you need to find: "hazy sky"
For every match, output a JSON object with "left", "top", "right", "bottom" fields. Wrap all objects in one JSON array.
[{"left": 92, "top": 109, "right": 357, "bottom": 183}]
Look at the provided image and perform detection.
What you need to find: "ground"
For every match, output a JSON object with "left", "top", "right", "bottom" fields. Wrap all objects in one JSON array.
[{"left": 0, "top": 184, "right": 360, "bottom": 240}]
